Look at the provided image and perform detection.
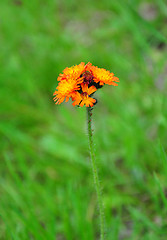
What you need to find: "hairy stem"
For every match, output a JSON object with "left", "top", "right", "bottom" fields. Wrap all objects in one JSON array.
[{"left": 87, "top": 107, "right": 105, "bottom": 240}]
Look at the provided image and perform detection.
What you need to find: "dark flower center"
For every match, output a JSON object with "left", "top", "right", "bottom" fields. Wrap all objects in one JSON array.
[
  {"left": 83, "top": 71, "right": 93, "bottom": 84},
  {"left": 82, "top": 92, "right": 88, "bottom": 97}
]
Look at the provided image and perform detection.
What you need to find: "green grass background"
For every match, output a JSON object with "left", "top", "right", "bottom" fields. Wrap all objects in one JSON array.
[{"left": 1, "top": 0, "right": 167, "bottom": 239}]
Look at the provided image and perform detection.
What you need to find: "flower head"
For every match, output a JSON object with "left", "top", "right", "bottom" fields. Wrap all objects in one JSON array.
[{"left": 53, "top": 62, "right": 119, "bottom": 107}]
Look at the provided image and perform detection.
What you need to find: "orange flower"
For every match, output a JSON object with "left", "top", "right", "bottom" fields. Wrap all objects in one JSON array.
[
  {"left": 53, "top": 78, "right": 82, "bottom": 104},
  {"left": 90, "top": 65, "right": 119, "bottom": 86},
  {"left": 58, "top": 62, "right": 85, "bottom": 82},
  {"left": 53, "top": 62, "right": 119, "bottom": 107},
  {"left": 72, "top": 84, "right": 97, "bottom": 107}
]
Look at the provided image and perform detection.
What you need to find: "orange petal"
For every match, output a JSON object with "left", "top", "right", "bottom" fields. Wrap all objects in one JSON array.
[
  {"left": 81, "top": 83, "right": 89, "bottom": 93},
  {"left": 88, "top": 86, "right": 97, "bottom": 95},
  {"left": 72, "top": 92, "right": 82, "bottom": 106},
  {"left": 80, "top": 97, "right": 96, "bottom": 107}
]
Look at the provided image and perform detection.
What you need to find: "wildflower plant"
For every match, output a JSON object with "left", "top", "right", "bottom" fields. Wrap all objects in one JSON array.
[{"left": 53, "top": 62, "right": 119, "bottom": 240}]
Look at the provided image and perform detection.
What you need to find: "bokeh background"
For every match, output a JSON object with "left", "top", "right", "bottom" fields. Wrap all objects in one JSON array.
[{"left": 1, "top": 0, "right": 167, "bottom": 239}]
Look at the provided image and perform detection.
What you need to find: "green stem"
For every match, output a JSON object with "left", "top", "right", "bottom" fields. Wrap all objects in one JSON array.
[{"left": 87, "top": 107, "right": 105, "bottom": 240}]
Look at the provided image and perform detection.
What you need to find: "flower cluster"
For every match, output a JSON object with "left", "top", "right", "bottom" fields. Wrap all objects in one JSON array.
[{"left": 53, "top": 62, "right": 119, "bottom": 107}]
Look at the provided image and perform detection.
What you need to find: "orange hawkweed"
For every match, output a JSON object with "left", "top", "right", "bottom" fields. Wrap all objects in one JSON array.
[{"left": 53, "top": 62, "right": 119, "bottom": 107}]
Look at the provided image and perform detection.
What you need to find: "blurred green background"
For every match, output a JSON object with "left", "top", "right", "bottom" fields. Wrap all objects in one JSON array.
[{"left": 1, "top": 0, "right": 167, "bottom": 239}]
